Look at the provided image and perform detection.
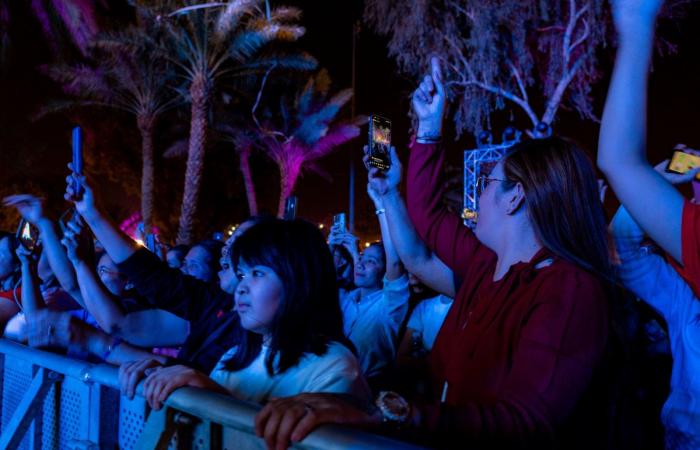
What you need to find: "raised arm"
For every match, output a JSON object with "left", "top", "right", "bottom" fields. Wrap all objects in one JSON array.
[
  {"left": 65, "top": 170, "right": 139, "bottom": 264},
  {"left": 15, "top": 247, "right": 43, "bottom": 315},
  {"left": 65, "top": 169, "right": 221, "bottom": 321},
  {"left": 407, "top": 58, "right": 482, "bottom": 277},
  {"left": 366, "top": 171, "right": 405, "bottom": 282},
  {"left": 367, "top": 147, "right": 455, "bottom": 297},
  {"left": 597, "top": 0, "right": 683, "bottom": 260},
  {"left": 3, "top": 195, "right": 83, "bottom": 304}
]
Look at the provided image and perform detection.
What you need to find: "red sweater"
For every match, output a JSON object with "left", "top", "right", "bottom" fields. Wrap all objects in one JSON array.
[{"left": 406, "top": 142, "right": 609, "bottom": 446}]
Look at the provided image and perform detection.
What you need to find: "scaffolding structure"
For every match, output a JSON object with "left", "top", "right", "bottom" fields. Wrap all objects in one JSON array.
[{"left": 463, "top": 130, "right": 522, "bottom": 227}]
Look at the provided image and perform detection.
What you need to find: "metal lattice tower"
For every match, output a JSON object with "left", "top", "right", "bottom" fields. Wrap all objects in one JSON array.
[{"left": 463, "top": 128, "right": 522, "bottom": 227}]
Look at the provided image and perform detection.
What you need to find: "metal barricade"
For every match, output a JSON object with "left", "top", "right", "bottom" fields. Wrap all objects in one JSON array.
[{"left": 0, "top": 340, "right": 423, "bottom": 450}]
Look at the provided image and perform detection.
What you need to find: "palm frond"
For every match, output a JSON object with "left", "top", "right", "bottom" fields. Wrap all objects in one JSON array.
[
  {"left": 240, "top": 52, "right": 317, "bottom": 72},
  {"left": 214, "top": 0, "right": 262, "bottom": 42},
  {"left": 307, "top": 123, "right": 361, "bottom": 159},
  {"left": 269, "top": 6, "right": 302, "bottom": 23}
]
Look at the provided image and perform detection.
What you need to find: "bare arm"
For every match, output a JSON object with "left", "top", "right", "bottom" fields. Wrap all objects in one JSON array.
[
  {"left": 65, "top": 172, "right": 138, "bottom": 264},
  {"left": 367, "top": 146, "right": 455, "bottom": 296},
  {"left": 597, "top": 0, "right": 682, "bottom": 260},
  {"left": 2, "top": 195, "right": 83, "bottom": 304},
  {"left": 368, "top": 184, "right": 405, "bottom": 281},
  {"left": 382, "top": 189, "right": 455, "bottom": 297},
  {"left": 17, "top": 250, "right": 44, "bottom": 315}
]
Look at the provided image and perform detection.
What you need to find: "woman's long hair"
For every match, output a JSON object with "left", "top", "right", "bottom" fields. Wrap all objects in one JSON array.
[
  {"left": 502, "top": 137, "right": 613, "bottom": 279},
  {"left": 223, "top": 219, "right": 347, "bottom": 375}
]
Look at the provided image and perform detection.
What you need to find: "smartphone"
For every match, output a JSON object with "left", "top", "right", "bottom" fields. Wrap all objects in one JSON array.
[
  {"left": 16, "top": 220, "right": 39, "bottom": 252},
  {"left": 72, "top": 126, "right": 84, "bottom": 197},
  {"left": 667, "top": 149, "right": 700, "bottom": 180},
  {"left": 284, "top": 195, "right": 297, "bottom": 220},
  {"left": 368, "top": 115, "right": 391, "bottom": 170},
  {"left": 332, "top": 213, "right": 346, "bottom": 232}
]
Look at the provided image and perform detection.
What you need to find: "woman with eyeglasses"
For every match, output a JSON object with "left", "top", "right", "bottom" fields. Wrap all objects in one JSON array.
[{"left": 253, "top": 58, "right": 612, "bottom": 449}]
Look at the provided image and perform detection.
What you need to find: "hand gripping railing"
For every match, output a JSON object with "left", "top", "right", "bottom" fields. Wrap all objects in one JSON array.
[{"left": 0, "top": 339, "right": 425, "bottom": 450}]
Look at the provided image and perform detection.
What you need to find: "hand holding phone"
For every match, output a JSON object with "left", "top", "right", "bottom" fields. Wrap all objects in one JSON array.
[
  {"left": 16, "top": 220, "right": 39, "bottom": 252},
  {"left": 368, "top": 115, "right": 392, "bottom": 171},
  {"left": 666, "top": 147, "right": 700, "bottom": 181}
]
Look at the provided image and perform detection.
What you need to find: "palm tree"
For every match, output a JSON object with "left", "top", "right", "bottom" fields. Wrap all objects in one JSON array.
[
  {"left": 253, "top": 69, "right": 365, "bottom": 217},
  {"left": 159, "top": 0, "right": 315, "bottom": 244},
  {"left": 42, "top": 18, "right": 178, "bottom": 232}
]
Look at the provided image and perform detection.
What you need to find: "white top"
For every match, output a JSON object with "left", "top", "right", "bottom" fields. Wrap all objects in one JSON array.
[
  {"left": 340, "top": 274, "right": 410, "bottom": 379},
  {"left": 407, "top": 294, "right": 453, "bottom": 351},
  {"left": 210, "top": 341, "right": 371, "bottom": 404},
  {"left": 612, "top": 207, "right": 700, "bottom": 449}
]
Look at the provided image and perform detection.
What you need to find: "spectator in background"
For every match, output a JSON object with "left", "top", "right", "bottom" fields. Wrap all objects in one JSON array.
[
  {"left": 166, "top": 244, "right": 190, "bottom": 270},
  {"left": 610, "top": 161, "right": 700, "bottom": 449},
  {"left": 181, "top": 239, "right": 223, "bottom": 283}
]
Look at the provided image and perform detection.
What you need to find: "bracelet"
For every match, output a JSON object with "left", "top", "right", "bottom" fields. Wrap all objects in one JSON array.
[
  {"left": 375, "top": 208, "right": 386, "bottom": 216},
  {"left": 102, "top": 336, "right": 123, "bottom": 361}
]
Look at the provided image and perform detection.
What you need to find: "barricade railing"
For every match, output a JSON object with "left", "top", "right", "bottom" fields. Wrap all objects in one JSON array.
[{"left": 0, "top": 339, "right": 424, "bottom": 450}]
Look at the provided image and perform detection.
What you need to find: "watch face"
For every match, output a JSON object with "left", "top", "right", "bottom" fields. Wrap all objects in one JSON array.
[{"left": 377, "top": 391, "right": 410, "bottom": 421}]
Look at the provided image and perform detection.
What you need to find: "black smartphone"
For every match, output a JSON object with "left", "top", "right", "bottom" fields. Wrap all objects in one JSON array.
[
  {"left": 284, "top": 195, "right": 297, "bottom": 220},
  {"left": 16, "top": 219, "right": 39, "bottom": 252},
  {"left": 72, "top": 126, "right": 84, "bottom": 197},
  {"left": 332, "top": 213, "right": 346, "bottom": 232},
  {"left": 368, "top": 115, "right": 391, "bottom": 170},
  {"left": 667, "top": 149, "right": 700, "bottom": 180}
]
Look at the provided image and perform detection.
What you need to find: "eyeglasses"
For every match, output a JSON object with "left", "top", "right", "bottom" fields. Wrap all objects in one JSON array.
[
  {"left": 476, "top": 174, "right": 509, "bottom": 197},
  {"left": 97, "top": 266, "right": 121, "bottom": 277}
]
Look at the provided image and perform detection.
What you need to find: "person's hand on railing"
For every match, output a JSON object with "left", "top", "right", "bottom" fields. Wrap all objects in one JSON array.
[
  {"left": 255, "top": 393, "right": 381, "bottom": 450},
  {"left": 118, "top": 359, "right": 164, "bottom": 400},
  {"left": 141, "top": 364, "right": 226, "bottom": 410},
  {"left": 3, "top": 194, "right": 47, "bottom": 226}
]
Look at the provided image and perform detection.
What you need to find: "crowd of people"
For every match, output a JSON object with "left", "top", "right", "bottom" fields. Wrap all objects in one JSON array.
[{"left": 0, "top": 0, "right": 698, "bottom": 448}]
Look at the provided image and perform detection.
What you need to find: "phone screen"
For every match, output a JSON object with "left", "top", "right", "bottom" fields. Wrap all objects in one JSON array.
[
  {"left": 72, "top": 126, "right": 84, "bottom": 196},
  {"left": 284, "top": 196, "right": 297, "bottom": 220},
  {"left": 17, "top": 220, "right": 38, "bottom": 252},
  {"left": 369, "top": 115, "right": 391, "bottom": 170},
  {"left": 333, "top": 213, "right": 346, "bottom": 231},
  {"left": 667, "top": 150, "right": 700, "bottom": 180}
]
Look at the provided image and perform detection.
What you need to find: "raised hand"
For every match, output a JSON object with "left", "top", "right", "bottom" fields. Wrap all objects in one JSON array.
[
  {"left": 411, "top": 57, "right": 447, "bottom": 138},
  {"left": 3, "top": 194, "right": 45, "bottom": 225},
  {"left": 64, "top": 164, "right": 96, "bottom": 217},
  {"left": 365, "top": 146, "right": 402, "bottom": 201},
  {"left": 653, "top": 159, "right": 700, "bottom": 185},
  {"left": 60, "top": 215, "right": 89, "bottom": 264}
]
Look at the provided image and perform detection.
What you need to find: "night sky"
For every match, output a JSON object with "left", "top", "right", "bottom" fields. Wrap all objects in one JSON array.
[{"left": 2, "top": 1, "right": 700, "bottom": 244}]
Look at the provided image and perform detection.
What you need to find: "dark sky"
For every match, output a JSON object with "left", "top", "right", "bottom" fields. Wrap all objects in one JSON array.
[{"left": 2, "top": 1, "right": 700, "bottom": 243}]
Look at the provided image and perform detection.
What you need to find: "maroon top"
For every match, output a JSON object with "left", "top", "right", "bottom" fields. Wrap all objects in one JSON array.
[{"left": 406, "top": 142, "right": 609, "bottom": 445}]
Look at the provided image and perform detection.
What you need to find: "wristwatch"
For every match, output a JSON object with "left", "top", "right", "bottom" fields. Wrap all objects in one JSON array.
[{"left": 375, "top": 391, "right": 411, "bottom": 425}]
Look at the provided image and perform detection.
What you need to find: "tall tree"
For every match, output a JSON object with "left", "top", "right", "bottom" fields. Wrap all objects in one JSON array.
[
  {"left": 253, "top": 69, "right": 364, "bottom": 217},
  {"left": 364, "top": 0, "right": 685, "bottom": 136},
  {"left": 159, "top": 0, "right": 315, "bottom": 244},
  {"left": 42, "top": 17, "right": 177, "bottom": 232}
]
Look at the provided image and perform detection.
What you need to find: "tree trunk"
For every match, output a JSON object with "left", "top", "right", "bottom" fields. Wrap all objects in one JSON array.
[
  {"left": 276, "top": 153, "right": 301, "bottom": 218},
  {"left": 238, "top": 145, "right": 258, "bottom": 216},
  {"left": 138, "top": 115, "right": 155, "bottom": 233},
  {"left": 176, "top": 74, "right": 209, "bottom": 245}
]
